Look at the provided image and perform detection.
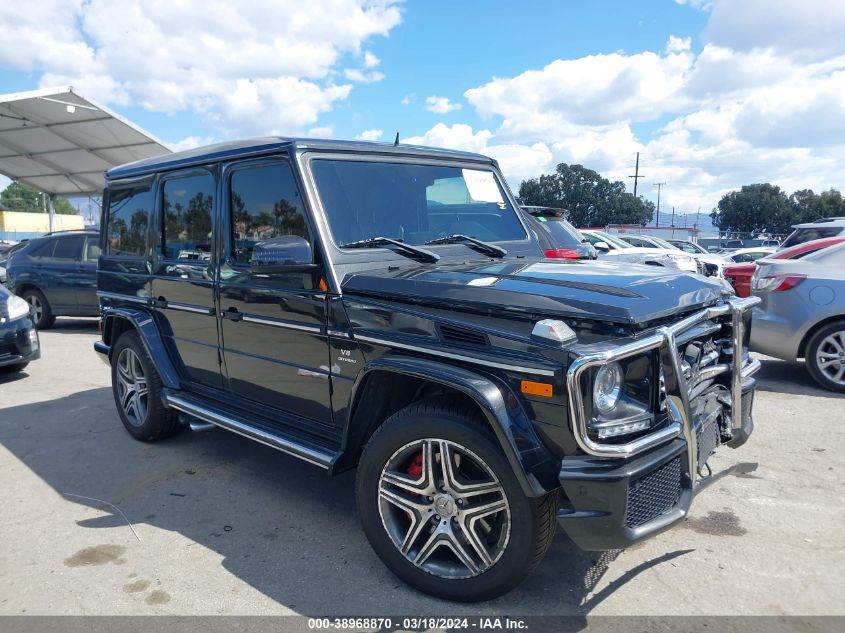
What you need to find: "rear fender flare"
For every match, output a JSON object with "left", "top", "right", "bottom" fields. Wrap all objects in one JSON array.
[{"left": 102, "top": 307, "right": 181, "bottom": 390}]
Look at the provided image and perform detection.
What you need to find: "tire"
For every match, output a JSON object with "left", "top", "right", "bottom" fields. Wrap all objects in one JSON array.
[
  {"left": 806, "top": 320, "right": 845, "bottom": 393},
  {"left": 111, "top": 330, "right": 183, "bottom": 441},
  {"left": 0, "top": 362, "right": 28, "bottom": 373},
  {"left": 21, "top": 288, "right": 54, "bottom": 330},
  {"left": 356, "top": 398, "right": 557, "bottom": 602}
]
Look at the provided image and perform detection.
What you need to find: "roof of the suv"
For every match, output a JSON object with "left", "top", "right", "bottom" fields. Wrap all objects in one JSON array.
[
  {"left": 106, "top": 137, "right": 494, "bottom": 180},
  {"left": 791, "top": 217, "right": 845, "bottom": 229}
]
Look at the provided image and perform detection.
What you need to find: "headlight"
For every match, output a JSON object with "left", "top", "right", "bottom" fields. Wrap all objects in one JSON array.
[
  {"left": 5, "top": 294, "right": 31, "bottom": 321},
  {"left": 593, "top": 362, "right": 623, "bottom": 413},
  {"left": 585, "top": 354, "right": 661, "bottom": 441}
]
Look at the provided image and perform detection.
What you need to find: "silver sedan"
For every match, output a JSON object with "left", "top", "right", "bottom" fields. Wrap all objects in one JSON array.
[{"left": 750, "top": 242, "right": 845, "bottom": 391}]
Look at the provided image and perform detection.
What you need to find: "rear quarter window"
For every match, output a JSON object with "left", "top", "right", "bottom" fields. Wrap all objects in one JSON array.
[{"left": 106, "top": 183, "right": 153, "bottom": 257}]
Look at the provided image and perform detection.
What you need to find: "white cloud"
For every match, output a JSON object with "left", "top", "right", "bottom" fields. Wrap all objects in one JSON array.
[
  {"left": 402, "top": 123, "right": 551, "bottom": 186},
  {"left": 363, "top": 51, "right": 380, "bottom": 68},
  {"left": 401, "top": 93, "right": 415, "bottom": 105},
  {"left": 404, "top": 123, "right": 492, "bottom": 153},
  {"left": 356, "top": 129, "right": 383, "bottom": 141},
  {"left": 456, "top": 24, "right": 845, "bottom": 213},
  {"left": 344, "top": 68, "right": 385, "bottom": 83},
  {"left": 666, "top": 35, "right": 691, "bottom": 54},
  {"left": 465, "top": 46, "right": 693, "bottom": 136},
  {"left": 425, "top": 96, "right": 462, "bottom": 114},
  {"left": 674, "top": 0, "right": 713, "bottom": 9},
  {"left": 307, "top": 125, "right": 334, "bottom": 138},
  {"left": 0, "top": 0, "right": 401, "bottom": 136},
  {"left": 706, "top": 0, "right": 845, "bottom": 60},
  {"left": 166, "top": 136, "right": 215, "bottom": 152}
]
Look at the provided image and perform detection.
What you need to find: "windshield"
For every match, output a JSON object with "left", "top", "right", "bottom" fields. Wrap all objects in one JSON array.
[
  {"left": 649, "top": 236, "right": 678, "bottom": 250},
  {"left": 590, "top": 231, "right": 632, "bottom": 249},
  {"left": 311, "top": 160, "right": 527, "bottom": 248},
  {"left": 678, "top": 241, "right": 707, "bottom": 254}
]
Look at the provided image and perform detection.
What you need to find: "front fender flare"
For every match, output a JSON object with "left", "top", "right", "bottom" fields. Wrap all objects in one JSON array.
[
  {"left": 100, "top": 306, "right": 181, "bottom": 390},
  {"left": 347, "top": 355, "right": 559, "bottom": 497}
]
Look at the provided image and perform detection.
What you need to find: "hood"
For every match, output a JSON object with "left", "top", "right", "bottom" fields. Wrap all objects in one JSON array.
[{"left": 342, "top": 258, "right": 724, "bottom": 326}]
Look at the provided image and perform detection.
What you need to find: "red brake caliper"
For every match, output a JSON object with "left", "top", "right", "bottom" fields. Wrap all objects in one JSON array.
[
  {"left": 404, "top": 451, "right": 424, "bottom": 524},
  {"left": 406, "top": 451, "right": 423, "bottom": 478}
]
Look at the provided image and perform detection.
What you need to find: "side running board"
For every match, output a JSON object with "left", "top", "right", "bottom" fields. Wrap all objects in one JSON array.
[{"left": 161, "top": 390, "right": 335, "bottom": 470}]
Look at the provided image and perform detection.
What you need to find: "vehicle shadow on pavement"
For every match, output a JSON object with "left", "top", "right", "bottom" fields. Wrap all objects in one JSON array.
[
  {"left": 41, "top": 318, "right": 100, "bottom": 334},
  {"left": 0, "top": 370, "right": 30, "bottom": 385},
  {"left": 0, "top": 387, "right": 692, "bottom": 616},
  {"left": 755, "top": 358, "right": 845, "bottom": 399}
]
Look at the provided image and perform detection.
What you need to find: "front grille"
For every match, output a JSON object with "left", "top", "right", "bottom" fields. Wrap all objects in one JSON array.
[{"left": 625, "top": 457, "right": 682, "bottom": 528}]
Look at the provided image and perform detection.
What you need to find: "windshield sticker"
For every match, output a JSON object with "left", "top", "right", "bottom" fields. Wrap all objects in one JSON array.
[{"left": 462, "top": 169, "right": 504, "bottom": 204}]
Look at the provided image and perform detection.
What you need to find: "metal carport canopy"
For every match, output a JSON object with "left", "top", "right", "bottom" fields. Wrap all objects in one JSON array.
[{"left": 0, "top": 86, "right": 170, "bottom": 197}]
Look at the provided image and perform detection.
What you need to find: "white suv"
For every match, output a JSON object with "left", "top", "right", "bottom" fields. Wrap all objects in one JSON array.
[{"left": 781, "top": 217, "right": 845, "bottom": 248}]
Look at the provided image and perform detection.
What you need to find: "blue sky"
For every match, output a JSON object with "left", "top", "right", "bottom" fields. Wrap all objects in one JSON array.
[{"left": 1, "top": 0, "right": 844, "bottom": 217}]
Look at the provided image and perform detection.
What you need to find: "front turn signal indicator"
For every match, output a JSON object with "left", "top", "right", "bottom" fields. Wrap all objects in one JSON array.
[{"left": 520, "top": 380, "right": 553, "bottom": 397}]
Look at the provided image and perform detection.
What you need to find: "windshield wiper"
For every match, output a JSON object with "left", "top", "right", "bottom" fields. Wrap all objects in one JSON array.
[
  {"left": 424, "top": 234, "right": 507, "bottom": 258},
  {"left": 339, "top": 236, "right": 440, "bottom": 263}
]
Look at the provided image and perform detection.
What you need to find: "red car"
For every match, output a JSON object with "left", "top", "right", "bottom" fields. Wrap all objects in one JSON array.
[{"left": 724, "top": 236, "right": 845, "bottom": 297}]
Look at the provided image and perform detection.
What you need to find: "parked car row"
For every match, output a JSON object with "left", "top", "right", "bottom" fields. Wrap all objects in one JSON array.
[{"left": 517, "top": 210, "right": 845, "bottom": 393}]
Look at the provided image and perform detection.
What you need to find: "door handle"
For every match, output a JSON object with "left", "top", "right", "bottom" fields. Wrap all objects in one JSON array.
[
  {"left": 221, "top": 308, "right": 243, "bottom": 322},
  {"left": 151, "top": 296, "right": 168, "bottom": 308}
]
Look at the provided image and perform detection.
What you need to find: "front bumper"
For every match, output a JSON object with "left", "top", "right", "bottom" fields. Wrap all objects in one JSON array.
[
  {"left": 0, "top": 314, "right": 40, "bottom": 367},
  {"left": 557, "top": 295, "right": 760, "bottom": 550},
  {"left": 556, "top": 378, "right": 756, "bottom": 550}
]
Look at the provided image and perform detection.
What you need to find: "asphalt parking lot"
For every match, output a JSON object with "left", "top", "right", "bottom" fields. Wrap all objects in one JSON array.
[{"left": 0, "top": 318, "right": 843, "bottom": 616}]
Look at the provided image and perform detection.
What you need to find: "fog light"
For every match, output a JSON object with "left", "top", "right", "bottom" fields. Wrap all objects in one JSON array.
[
  {"left": 596, "top": 419, "right": 651, "bottom": 438},
  {"left": 28, "top": 328, "right": 38, "bottom": 349}
]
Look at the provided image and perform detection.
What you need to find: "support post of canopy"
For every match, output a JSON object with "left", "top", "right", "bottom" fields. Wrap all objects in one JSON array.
[{"left": 47, "top": 194, "right": 55, "bottom": 233}]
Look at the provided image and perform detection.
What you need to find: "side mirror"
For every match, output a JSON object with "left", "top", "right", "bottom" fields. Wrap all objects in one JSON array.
[
  {"left": 251, "top": 235, "right": 321, "bottom": 275},
  {"left": 594, "top": 240, "right": 610, "bottom": 252}
]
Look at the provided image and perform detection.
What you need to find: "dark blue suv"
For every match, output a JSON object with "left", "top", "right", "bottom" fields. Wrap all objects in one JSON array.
[{"left": 5, "top": 230, "right": 101, "bottom": 329}]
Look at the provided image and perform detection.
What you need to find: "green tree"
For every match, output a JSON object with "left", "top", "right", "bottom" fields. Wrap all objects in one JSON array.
[
  {"left": 710, "top": 183, "right": 796, "bottom": 234},
  {"left": 790, "top": 188, "right": 845, "bottom": 224},
  {"left": 1, "top": 181, "right": 44, "bottom": 212},
  {"left": 0, "top": 181, "right": 78, "bottom": 215},
  {"left": 518, "top": 163, "right": 653, "bottom": 227}
]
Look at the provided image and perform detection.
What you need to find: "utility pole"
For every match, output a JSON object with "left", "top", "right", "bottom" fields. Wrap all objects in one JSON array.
[
  {"left": 653, "top": 181, "right": 666, "bottom": 228},
  {"left": 671, "top": 206, "right": 675, "bottom": 227},
  {"left": 629, "top": 152, "right": 644, "bottom": 197}
]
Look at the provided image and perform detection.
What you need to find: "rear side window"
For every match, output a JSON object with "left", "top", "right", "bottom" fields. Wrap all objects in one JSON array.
[
  {"left": 53, "top": 235, "right": 84, "bottom": 260},
  {"left": 536, "top": 219, "right": 585, "bottom": 249},
  {"left": 781, "top": 227, "right": 842, "bottom": 248},
  {"left": 106, "top": 183, "right": 152, "bottom": 257},
  {"left": 27, "top": 239, "right": 56, "bottom": 259},
  {"left": 229, "top": 162, "right": 310, "bottom": 264},
  {"left": 162, "top": 172, "right": 215, "bottom": 260}
]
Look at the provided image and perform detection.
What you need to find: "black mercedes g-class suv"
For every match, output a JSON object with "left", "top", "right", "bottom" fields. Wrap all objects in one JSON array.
[{"left": 94, "top": 138, "right": 759, "bottom": 601}]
